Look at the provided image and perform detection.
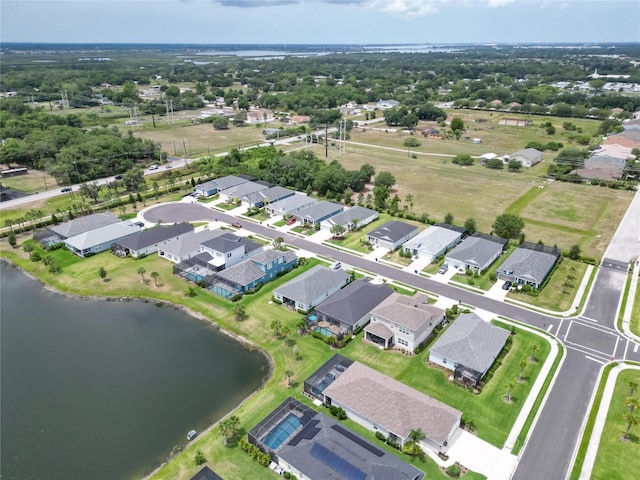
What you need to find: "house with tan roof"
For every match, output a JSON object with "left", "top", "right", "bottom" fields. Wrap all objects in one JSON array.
[
  {"left": 364, "top": 292, "right": 444, "bottom": 352},
  {"left": 320, "top": 358, "right": 462, "bottom": 453}
]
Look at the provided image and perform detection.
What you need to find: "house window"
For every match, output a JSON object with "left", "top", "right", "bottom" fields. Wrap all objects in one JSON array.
[
  {"left": 226, "top": 253, "right": 232, "bottom": 258},
  {"left": 398, "top": 326, "right": 410, "bottom": 335},
  {"left": 397, "top": 338, "right": 409, "bottom": 347}
]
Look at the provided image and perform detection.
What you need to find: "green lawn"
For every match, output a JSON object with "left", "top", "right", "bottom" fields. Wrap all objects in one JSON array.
[
  {"left": 342, "top": 320, "right": 550, "bottom": 448},
  {"left": 272, "top": 218, "right": 287, "bottom": 227},
  {"left": 216, "top": 202, "right": 238, "bottom": 211},
  {"left": 451, "top": 245, "right": 517, "bottom": 291},
  {"left": 632, "top": 270, "right": 640, "bottom": 336},
  {"left": 591, "top": 368, "right": 640, "bottom": 480},
  {"left": 507, "top": 259, "right": 588, "bottom": 312}
]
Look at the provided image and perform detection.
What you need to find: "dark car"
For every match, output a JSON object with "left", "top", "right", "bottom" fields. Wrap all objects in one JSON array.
[
  {"left": 61, "top": 187, "right": 72, "bottom": 193},
  {"left": 114, "top": 175, "right": 123, "bottom": 180},
  {"left": 231, "top": 222, "right": 242, "bottom": 228},
  {"left": 502, "top": 281, "right": 513, "bottom": 290}
]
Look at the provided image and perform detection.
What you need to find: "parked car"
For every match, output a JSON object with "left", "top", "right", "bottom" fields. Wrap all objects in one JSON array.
[
  {"left": 330, "top": 262, "right": 342, "bottom": 270},
  {"left": 231, "top": 222, "right": 242, "bottom": 228},
  {"left": 286, "top": 217, "right": 297, "bottom": 225},
  {"left": 60, "top": 187, "right": 72, "bottom": 193},
  {"left": 438, "top": 264, "right": 449, "bottom": 274},
  {"left": 502, "top": 281, "right": 513, "bottom": 290},
  {"left": 148, "top": 164, "right": 159, "bottom": 170},
  {"left": 114, "top": 175, "right": 123, "bottom": 180}
]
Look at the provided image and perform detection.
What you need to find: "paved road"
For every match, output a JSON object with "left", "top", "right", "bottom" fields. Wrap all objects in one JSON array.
[{"left": 143, "top": 202, "right": 640, "bottom": 480}]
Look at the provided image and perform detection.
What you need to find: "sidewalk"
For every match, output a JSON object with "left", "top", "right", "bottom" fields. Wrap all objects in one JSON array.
[
  {"left": 579, "top": 364, "right": 640, "bottom": 479},
  {"left": 621, "top": 260, "right": 640, "bottom": 342}
]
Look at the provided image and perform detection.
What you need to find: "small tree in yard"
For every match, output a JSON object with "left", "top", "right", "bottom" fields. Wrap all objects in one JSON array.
[
  {"left": 443, "top": 213, "right": 454, "bottom": 225},
  {"left": 137, "top": 267, "right": 146, "bottom": 283},
  {"left": 463, "top": 218, "right": 477, "bottom": 235},
  {"left": 330, "top": 224, "right": 346, "bottom": 239},
  {"left": 568, "top": 244, "right": 581, "bottom": 260},
  {"left": 284, "top": 369, "right": 294, "bottom": 387},
  {"left": 194, "top": 449, "right": 206, "bottom": 466},
  {"left": 99, "top": 266, "right": 107, "bottom": 281},
  {"left": 622, "top": 412, "right": 639, "bottom": 441},
  {"left": 234, "top": 304, "right": 247, "bottom": 321},
  {"left": 492, "top": 213, "right": 525, "bottom": 239},
  {"left": 271, "top": 319, "right": 283, "bottom": 338},
  {"left": 504, "top": 382, "right": 515, "bottom": 403},
  {"left": 508, "top": 159, "right": 523, "bottom": 171},
  {"left": 218, "top": 416, "right": 241, "bottom": 445},
  {"left": 150, "top": 271, "right": 159, "bottom": 287},
  {"left": 519, "top": 359, "right": 527, "bottom": 382},
  {"left": 446, "top": 463, "right": 461, "bottom": 478},
  {"left": 8, "top": 231, "right": 17, "bottom": 248},
  {"left": 530, "top": 344, "right": 539, "bottom": 363}
]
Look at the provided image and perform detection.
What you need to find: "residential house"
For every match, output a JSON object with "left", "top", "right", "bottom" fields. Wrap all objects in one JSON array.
[
  {"left": 111, "top": 222, "right": 194, "bottom": 258},
  {"left": 37, "top": 212, "right": 121, "bottom": 247},
  {"left": 218, "top": 181, "right": 270, "bottom": 204},
  {"left": 64, "top": 222, "right": 141, "bottom": 258},
  {"left": 421, "top": 127, "right": 444, "bottom": 139},
  {"left": 321, "top": 360, "right": 462, "bottom": 453},
  {"left": 402, "top": 224, "right": 464, "bottom": 261},
  {"left": 290, "top": 115, "right": 310, "bottom": 124},
  {"left": 499, "top": 118, "right": 529, "bottom": 127},
  {"left": 366, "top": 220, "right": 419, "bottom": 250},
  {"left": 199, "top": 232, "right": 263, "bottom": 270},
  {"left": 480, "top": 153, "right": 499, "bottom": 165},
  {"left": 309, "top": 279, "right": 394, "bottom": 337},
  {"left": 428, "top": 313, "right": 510, "bottom": 386},
  {"left": 208, "top": 249, "right": 297, "bottom": 299},
  {"left": 496, "top": 242, "right": 561, "bottom": 289},
  {"left": 293, "top": 201, "right": 344, "bottom": 227},
  {"left": 445, "top": 232, "right": 508, "bottom": 274},
  {"left": 245, "top": 108, "right": 274, "bottom": 124},
  {"left": 376, "top": 99, "right": 400, "bottom": 109},
  {"left": 319, "top": 206, "right": 378, "bottom": 232},
  {"left": 194, "top": 175, "right": 251, "bottom": 198},
  {"left": 273, "top": 265, "right": 350, "bottom": 312},
  {"left": 364, "top": 293, "right": 444, "bottom": 352},
  {"left": 240, "top": 186, "right": 295, "bottom": 209},
  {"left": 265, "top": 194, "right": 317, "bottom": 217},
  {"left": 248, "top": 397, "right": 425, "bottom": 480},
  {"left": 190, "top": 466, "right": 223, "bottom": 480},
  {"left": 158, "top": 229, "right": 226, "bottom": 263},
  {"left": 509, "top": 148, "right": 542, "bottom": 167},
  {"left": 489, "top": 99, "right": 503, "bottom": 107}
]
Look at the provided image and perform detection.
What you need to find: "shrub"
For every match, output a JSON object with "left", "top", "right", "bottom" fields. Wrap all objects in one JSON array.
[
  {"left": 375, "top": 431, "right": 386, "bottom": 441},
  {"left": 446, "top": 463, "right": 461, "bottom": 478},
  {"left": 194, "top": 450, "right": 206, "bottom": 466},
  {"left": 30, "top": 251, "right": 42, "bottom": 262}
]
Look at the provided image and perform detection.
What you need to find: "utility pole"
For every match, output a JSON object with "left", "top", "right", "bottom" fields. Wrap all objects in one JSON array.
[{"left": 325, "top": 123, "right": 328, "bottom": 157}]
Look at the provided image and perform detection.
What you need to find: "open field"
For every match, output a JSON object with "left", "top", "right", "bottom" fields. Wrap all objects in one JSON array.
[
  {"left": 0, "top": 170, "right": 60, "bottom": 195},
  {"left": 591, "top": 368, "right": 640, "bottom": 480}
]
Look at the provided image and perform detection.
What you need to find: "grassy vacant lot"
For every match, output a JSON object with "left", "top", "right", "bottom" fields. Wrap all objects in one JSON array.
[
  {"left": 507, "top": 259, "right": 589, "bottom": 312},
  {"left": 342, "top": 320, "right": 550, "bottom": 448},
  {"left": 591, "top": 368, "right": 640, "bottom": 480},
  {"left": 0, "top": 170, "right": 59, "bottom": 194}
]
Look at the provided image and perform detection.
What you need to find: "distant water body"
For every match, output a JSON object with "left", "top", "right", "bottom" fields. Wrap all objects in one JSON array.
[{"left": 0, "top": 264, "right": 268, "bottom": 480}]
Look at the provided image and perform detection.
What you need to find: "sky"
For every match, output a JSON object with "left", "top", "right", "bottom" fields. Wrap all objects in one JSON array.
[{"left": 1, "top": 0, "right": 639, "bottom": 45}]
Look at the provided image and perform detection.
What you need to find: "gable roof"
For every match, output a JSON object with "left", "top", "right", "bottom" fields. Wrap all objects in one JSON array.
[
  {"left": 323, "top": 362, "right": 461, "bottom": 445},
  {"left": 220, "top": 180, "right": 270, "bottom": 199},
  {"left": 196, "top": 175, "right": 250, "bottom": 192},
  {"left": 267, "top": 194, "right": 316, "bottom": 213},
  {"left": 498, "top": 242, "right": 560, "bottom": 285},
  {"left": 429, "top": 313, "right": 510, "bottom": 374},
  {"left": 511, "top": 148, "right": 542, "bottom": 160},
  {"left": 295, "top": 201, "right": 343, "bottom": 222},
  {"left": 402, "top": 225, "right": 463, "bottom": 254},
  {"left": 241, "top": 185, "right": 294, "bottom": 205},
  {"left": 322, "top": 206, "right": 377, "bottom": 227},
  {"left": 161, "top": 229, "right": 226, "bottom": 258},
  {"left": 115, "top": 222, "right": 193, "bottom": 251},
  {"left": 64, "top": 222, "right": 140, "bottom": 250},
  {"left": 50, "top": 213, "right": 120, "bottom": 239},
  {"left": 445, "top": 233, "right": 507, "bottom": 269},
  {"left": 314, "top": 279, "right": 394, "bottom": 327},
  {"left": 370, "top": 292, "right": 444, "bottom": 331},
  {"left": 190, "top": 466, "right": 224, "bottom": 480},
  {"left": 201, "top": 232, "right": 262, "bottom": 255},
  {"left": 274, "top": 265, "right": 350, "bottom": 306},
  {"left": 216, "top": 249, "right": 297, "bottom": 287},
  {"left": 367, "top": 220, "right": 418, "bottom": 244}
]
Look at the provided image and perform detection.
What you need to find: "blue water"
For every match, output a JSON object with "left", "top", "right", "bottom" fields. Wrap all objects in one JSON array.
[
  {"left": 315, "top": 326, "right": 334, "bottom": 337},
  {"left": 308, "top": 315, "right": 318, "bottom": 322},
  {"left": 316, "top": 373, "right": 335, "bottom": 393},
  {"left": 262, "top": 413, "right": 302, "bottom": 450}
]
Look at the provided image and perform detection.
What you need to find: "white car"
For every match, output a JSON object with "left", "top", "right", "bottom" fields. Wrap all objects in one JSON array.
[{"left": 148, "top": 164, "right": 159, "bottom": 170}]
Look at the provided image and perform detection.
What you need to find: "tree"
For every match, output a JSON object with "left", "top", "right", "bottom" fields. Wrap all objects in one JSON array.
[
  {"left": 622, "top": 412, "right": 639, "bottom": 441},
  {"left": 283, "top": 369, "right": 294, "bottom": 387},
  {"left": 405, "top": 194, "right": 414, "bottom": 214},
  {"left": 464, "top": 218, "right": 477, "bottom": 235},
  {"left": 79, "top": 182, "right": 101, "bottom": 203},
  {"left": 271, "top": 319, "right": 283, "bottom": 338},
  {"left": 99, "top": 266, "right": 107, "bottom": 281},
  {"left": 374, "top": 171, "right": 396, "bottom": 188},
  {"left": 150, "top": 271, "right": 159, "bottom": 287},
  {"left": 629, "top": 378, "right": 640, "bottom": 396},
  {"left": 452, "top": 154, "right": 474, "bottom": 166},
  {"left": 408, "top": 428, "right": 426, "bottom": 443},
  {"left": 273, "top": 237, "right": 284, "bottom": 250},
  {"left": 492, "top": 213, "right": 525, "bottom": 239},
  {"left": 519, "top": 359, "right": 527, "bottom": 382},
  {"left": 624, "top": 396, "right": 640, "bottom": 414},
  {"left": 531, "top": 344, "right": 539, "bottom": 363},
  {"left": 507, "top": 159, "right": 523, "bottom": 172},
  {"left": 373, "top": 184, "right": 390, "bottom": 210},
  {"left": 403, "top": 136, "right": 421, "bottom": 148},
  {"left": 330, "top": 224, "right": 346, "bottom": 239},
  {"left": 218, "top": 416, "right": 241, "bottom": 445},
  {"left": 443, "top": 213, "right": 454, "bottom": 225},
  {"left": 486, "top": 158, "right": 505, "bottom": 169},
  {"left": 233, "top": 110, "right": 247, "bottom": 126},
  {"left": 211, "top": 116, "right": 229, "bottom": 129},
  {"left": 7, "top": 231, "right": 17, "bottom": 248},
  {"left": 123, "top": 167, "right": 146, "bottom": 192},
  {"left": 568, "top": 244, "right": 581, "bottom": 260},
  {"left": 233, "top": 304, "right": 247, "bottom": 321},
  {"left": 137, "top": 267, "right": 146, "bottom": 283},
  {"left": 504, "top": 382, "right": 515, "bottom": 403},
  {"left": 450, "top": 117, "right": 465, "bottom": 133},
  {"left": 194, "top": 449, "right": 206, "bottom": 466}
]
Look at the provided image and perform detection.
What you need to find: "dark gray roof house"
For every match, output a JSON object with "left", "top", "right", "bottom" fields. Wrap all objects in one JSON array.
[
  {"left": 273, "top": 265, "right": 350, "bottom": 312},
  {"left": 320, "top": 206, "right": 378, "bottom": 232},
  {"left": 266, "top": 194, "right": 317, "bottom": 216},
  {"left": 366, "top": 220, "right": 419, "bottom": 250},
  {"left": 312, "top": 279, "right": 394, "bottom": 335},
  {"left": 201, "top": 232, "right": 262, "bottom": 256},
  {"left": 428, "top": 313, "right": 510, "bottom": 386},
  {"left": 248, "top": 397, "right": 424, "bottom": 480},
  {"left": 49, "top": 212, "right": 120, "bottom": 240},
  {"left": 445, "top": 232, "right": 508, "bottom": 273},
  {"left": 294, "top": 201, "right": 344, "bottom": 226},
  {"left": 241, "top": 185, "right": 295, "bottom": 208},
  {"left": 190, "top": 466, "right": 223, "bottom": 480},
  {"left": 112, "top": 222, "right": 193, "bottom": 258},
  {"left": 496, "top": 242, "right": 560, "bottom": 289},
  {"left": 194, "top": 175, "right": 251, "bottom": 197},
  {"left": 219, "top": 180, "right": 270, "bottom": 202}
]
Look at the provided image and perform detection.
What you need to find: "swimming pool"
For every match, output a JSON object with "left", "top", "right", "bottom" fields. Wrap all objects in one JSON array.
[
  {"left": 262, "top": 413, "right": 302, "bottom": 450},
  {"left": 314, "top": 326, "right": 334, "bottom": 337},
  {"left": 308, "top": 314, "right": 318, "bottom": 322}
]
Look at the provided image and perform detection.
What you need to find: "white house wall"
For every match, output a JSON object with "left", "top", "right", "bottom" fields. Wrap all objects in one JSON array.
[{"left": 428, "top": 351, "right": 457, "bottom": 372}]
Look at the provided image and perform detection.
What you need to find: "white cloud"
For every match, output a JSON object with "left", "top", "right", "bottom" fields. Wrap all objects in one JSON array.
[{"left": 486, "top": 0, "right": 515, "bottom": 7}]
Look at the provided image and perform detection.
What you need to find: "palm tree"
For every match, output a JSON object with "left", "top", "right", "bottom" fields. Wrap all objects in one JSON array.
[
  {"left": 519, "top": 360, "right": 527, "bottom": 382},
  {"left": 624, "top": 396, "right": 640, "bottom": 414},
  {"left": 99, "top": 266, "right": 107, "bottom": 281},
  {"left": 505, "top": 383, "right": 515, "bottom": 403},
  {"left": 622, "top": 412, "right": 639, "bottom": 441},
  {"left": 405, "top": 194, "right": 414, "bottom": 214},
  {"left": 531, "top": 345, "right": 539, "bottom": 363},
  {"left": 218, "top": 416, "right": 241, "bottom": 445},
  {"left": 283, "top": 369, "right": 294, "bottom": 387},
  {"left": 137, "top": 267, "right": 146, "bottom": 283},
  {"left": 270, "top": 319, "right": 283, "bottom": 338},
  {"left": 150, "top": 271, "right": 159, "bottom": 287},
  {"left": 273, "top": 237, "right": 284, "bottom": 250},
  {"left": 408, "top": 428, "right": 426, "bottom": 443},
  {"left": 629, "top": 378, "right": 639, "bottom": 396}
]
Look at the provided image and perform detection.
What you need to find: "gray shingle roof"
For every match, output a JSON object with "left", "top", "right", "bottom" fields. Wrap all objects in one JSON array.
[
  {"left": 370, "top": 292, "right": 444, "bottom": 331},
  {"left": 314, "top": 279, "right": 394, "bottom": 327},
  {"left": 220, "top": 180, "right": 269, "bottom": 199},
  {"left": 242, "top": 185, "right": 294, "bottom": 205},
  {"left": 274, "top": 265, "right": 350, "bottom": 306},
  {"left": 295, "top": 201, "right": 343, "bottom": 223},
  {"left": 429, "top": 313, "right": 510, "bottom": 375},
  {"left": 323, "top": 362, "right": 461, "bottom": 445},
  {"left": 267, "top": 194, "right": 316, "bottom": 214},
  {"left": 216, "top": 249, "right": 297, "bottom": 287},
  {"left": 201, "top": 232, "right": 262, "bottom": 254},
  {"left": 402, "top": 225, "right": 462, "bottom": 254},
  {"left": 498, "top": 243, "right": 560, "bottom": 285},
  {"left": 322, "top": 206, "right": 377, "bottom": 227},
  {"left": 367, "top": 220, "right": 418, "bottom": 243},
  {"left": 445, "top": 234, "right": 506, "bottom": 269},
  {"left": 50, "top": 213, "right": 120, "bottom": 239},
  {"left": 64, "top": 222, "right": 140, "bottom": 251},
  {"left": 160, "top": 229, "right": 226, "bottom": 259},
  {"left": 511, "top": 148, "right": 542, "bottom": 161},
  {"left": 196, "top": 175, "right": 249, "bottom": 192},
  {"left": 115, "top": 222, "right": 193, "bottom": 251}
]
